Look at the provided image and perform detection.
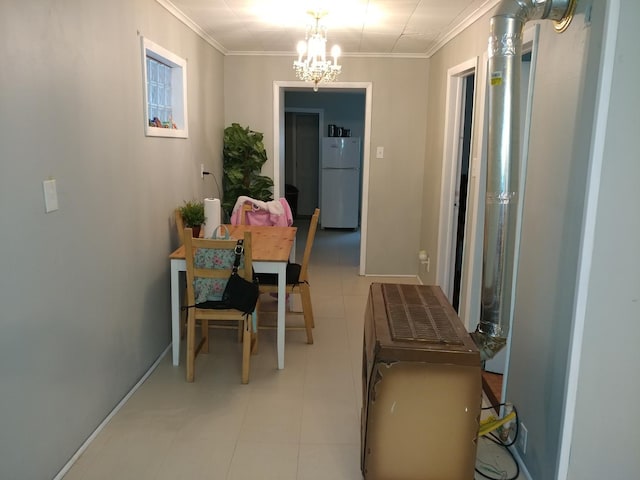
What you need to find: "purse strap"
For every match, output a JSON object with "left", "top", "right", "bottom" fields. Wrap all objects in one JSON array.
[
  {"left": 232, "top": 239, "right": 244, "bottom": 274},
  {"left": 211, "top": 224, "right": 230, "bottom": 239}
]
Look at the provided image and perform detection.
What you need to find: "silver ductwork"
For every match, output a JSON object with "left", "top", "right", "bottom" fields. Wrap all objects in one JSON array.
[{"left": 471, "top": 0, "right": 577, "bottom": 360}]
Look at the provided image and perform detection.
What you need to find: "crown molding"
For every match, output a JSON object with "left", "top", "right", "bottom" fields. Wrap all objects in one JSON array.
[
  {"left": 226, "top": 51, "right": 429, "bottom": 59},
  {"left": 156, "top": 0, "right": 499, "bottom": 59},
  {"left": 155, "top": 0, "right": 227, "bottom": 54},
  {"left": 425, "top": 0, "right": 500, "bottom": 58}
]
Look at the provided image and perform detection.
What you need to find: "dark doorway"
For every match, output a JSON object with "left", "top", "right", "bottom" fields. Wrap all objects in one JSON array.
[
  {"left": 452, "top": 73, "right": 475, "bottom": 311},
  {"left": 284, "top": 112, "right": 320, "bottom": 217}
]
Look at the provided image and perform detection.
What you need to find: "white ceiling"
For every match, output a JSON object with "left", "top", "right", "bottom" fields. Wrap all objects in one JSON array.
[{"left": 160, "top": 0, "right": 498, "bottom": 57}]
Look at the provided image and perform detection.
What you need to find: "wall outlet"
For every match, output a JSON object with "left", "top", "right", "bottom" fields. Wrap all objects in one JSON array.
[
  {"left": 43, "top": 179, "right": 59, "bottom": 213},
  {"left": 200, "top": 164, "right": 205, "bottom": 179},
  {"left": 518, "top": 422, "right": 528, "bottom": 454},
  {"left": 418, "top": 251, "right": 430, "bottom": 272}
]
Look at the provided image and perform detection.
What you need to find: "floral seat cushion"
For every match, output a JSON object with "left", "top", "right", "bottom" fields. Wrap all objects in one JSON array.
[{"left": 193, "top": 247, "right": 244, "bottom": 304}]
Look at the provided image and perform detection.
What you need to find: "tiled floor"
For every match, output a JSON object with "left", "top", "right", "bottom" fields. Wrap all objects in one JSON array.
[{"left": 63, "top": 221, "right": 523, "bottom": 480}]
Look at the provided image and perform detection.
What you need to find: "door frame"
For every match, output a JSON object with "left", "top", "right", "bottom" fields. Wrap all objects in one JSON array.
[
  {"left": 437, "top": 57, "right": 479, "bottom": 324},
  {"left": 273, "top": 81, "right": 373, "bottom": 275}
]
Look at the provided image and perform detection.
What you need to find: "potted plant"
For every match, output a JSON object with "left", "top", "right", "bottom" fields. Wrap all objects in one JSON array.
[
  {"left": 222, "top": 123, "right": 274, "bottom": 216},
  {"left": 179, "top": 200, "right": 206, "bottom": 237}
]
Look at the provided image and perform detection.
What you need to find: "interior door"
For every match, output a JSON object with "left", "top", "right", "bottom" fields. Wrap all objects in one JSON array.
[
  {"left": 450, "top": 74, "right": 475, "bottom": 312},
  {"left": 285, "top": 113, "right": 319, "bottom": 217}
]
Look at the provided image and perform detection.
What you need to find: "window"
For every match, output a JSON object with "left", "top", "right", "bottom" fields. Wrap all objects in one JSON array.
[{"left": 141, "top": 37, "right": 188, "bottom": 138}]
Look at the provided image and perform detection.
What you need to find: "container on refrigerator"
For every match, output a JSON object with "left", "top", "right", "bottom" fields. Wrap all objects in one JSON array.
[{"left": 320, "top": 137, "right": 360, "bottom": 228}]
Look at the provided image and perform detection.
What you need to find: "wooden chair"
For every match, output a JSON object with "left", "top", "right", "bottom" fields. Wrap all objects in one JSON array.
[
  {"left": 175, "top": 208, "right": 185, "bottom": 244},
  {"left": 238, "top": 203, "right": 253, "bottom": 225},
  {"left": 254, "top": 208, "right": 320, "bottom": 344},
  {"left": 183, "top": 229, "right": 257, "bottom": 383}
]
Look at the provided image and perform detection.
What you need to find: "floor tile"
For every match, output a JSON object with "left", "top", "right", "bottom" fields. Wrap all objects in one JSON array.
[
  {"left": 62, "top": 222, "right": 523, "bottom": 480},
  {"left": 227, "top": 441, "right": 299, "bottom": 480}
]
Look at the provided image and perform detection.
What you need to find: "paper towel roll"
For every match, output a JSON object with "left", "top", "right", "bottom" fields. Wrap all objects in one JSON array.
[{"left": 203, "top": 198, "right": 221, "bottom": 238}]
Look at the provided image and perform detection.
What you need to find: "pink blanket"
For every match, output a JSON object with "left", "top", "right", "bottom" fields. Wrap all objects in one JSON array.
[{"left": 230, "top": 197, "right": 293, "bottom": 226}]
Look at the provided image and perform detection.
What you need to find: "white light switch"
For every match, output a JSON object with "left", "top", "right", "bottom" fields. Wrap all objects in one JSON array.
[
  {"left": 376, "top": 146, "right": 384, "bottom": 159},
  {"left": 43, "top": 179, "right": 59, "bottom": 213}
]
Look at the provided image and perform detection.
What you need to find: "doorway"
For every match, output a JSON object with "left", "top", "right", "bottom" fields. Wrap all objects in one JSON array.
[
  {"left": 437, "top": 58, "right": 478, "bottom": 320},
  {"left": 451, "top": 74, "right": 475, "bottom": 311},
  {"left": 273, "top": 82, "right": 373, "bottom": 275},
  {"left": 284, "top": 110, "right": 322, "bottom": 217}
]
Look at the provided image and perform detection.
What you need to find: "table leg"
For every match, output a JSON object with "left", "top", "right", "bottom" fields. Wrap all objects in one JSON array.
[
  {"left": 170, "top": 259, "right": 181, "bottom": 366},
  {"left": 277, "top": 262, "right": 286, "bottom": 370}
]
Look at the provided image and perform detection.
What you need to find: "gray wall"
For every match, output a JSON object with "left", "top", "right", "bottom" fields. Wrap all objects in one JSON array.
[
  {"left": 0, "top": 1, "right": 224, "bottom": 478},
  {"left": 567, "top": 0, "right": 640, "bottom": 477},
  {"left": 223, "top": 55, "right": 429, "bottom": 275},
  {"left": 285, "top": 90, "right": 366, "bottom": 139},
  {"left": 422, "top": 0, "right": 638, "bottom": 478},
  {"left": 506, "top": 4, "right": 603, "bottom": 478}
]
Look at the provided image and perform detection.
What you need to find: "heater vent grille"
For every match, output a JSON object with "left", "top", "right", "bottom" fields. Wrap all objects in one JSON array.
[{"left": 381, "top": 284, "right": 464, "bottom": 345}]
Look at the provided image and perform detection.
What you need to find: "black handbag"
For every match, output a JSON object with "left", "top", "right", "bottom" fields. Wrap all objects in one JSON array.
[{"left": 221, "top": 239, "right": 259, "bottom": 314}]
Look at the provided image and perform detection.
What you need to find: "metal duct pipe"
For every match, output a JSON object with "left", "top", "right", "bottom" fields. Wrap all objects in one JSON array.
[{"left": 471, "top": 0, "right": 576, "bottom": 360}]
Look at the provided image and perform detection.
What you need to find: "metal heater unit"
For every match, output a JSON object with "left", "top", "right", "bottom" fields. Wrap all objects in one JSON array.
[{"left": 361, "top": 283, "right": 482, "bottom": 480}]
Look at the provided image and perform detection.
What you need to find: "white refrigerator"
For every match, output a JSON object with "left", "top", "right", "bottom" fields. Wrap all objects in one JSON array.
[{"left": 320, "top": 137, "right": 361, "bottom": 228}]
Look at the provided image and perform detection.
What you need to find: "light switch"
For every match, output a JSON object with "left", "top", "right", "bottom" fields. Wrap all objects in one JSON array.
[
  {"left": 43, "top": 179, "right": 59, "bottom": 213},
  {"left": 376, "top": 146, "right": 384, "bottom": 159}
]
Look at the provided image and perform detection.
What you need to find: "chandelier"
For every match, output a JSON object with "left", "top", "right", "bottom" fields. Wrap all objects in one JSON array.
[{"left": 293, "top": 9, "right": 341, "bottom": 92}]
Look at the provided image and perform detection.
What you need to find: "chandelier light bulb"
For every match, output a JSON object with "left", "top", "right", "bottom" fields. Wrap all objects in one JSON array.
[
  {"left": 296, "top": 40, "right": 307, "bottom": 62},
  {"left": 330, "top": 44, "right": 341, "bottom": 64}
]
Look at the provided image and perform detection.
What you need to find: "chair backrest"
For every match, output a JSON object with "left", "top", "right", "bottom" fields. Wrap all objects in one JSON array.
[
  {"left": 299, "top": 208, "right": 320, "bottom": 283},
  {"left": 238, "top": 203, "right": 253, "bottom": 225},
  {"left": 183, "top": 229, "right": 253, "bottom": 306},
  {"left": 175, "top": 209, "right": 185, "bottom": 244}
]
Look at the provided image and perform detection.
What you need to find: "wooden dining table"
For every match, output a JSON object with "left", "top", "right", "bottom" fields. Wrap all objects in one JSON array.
[{"left": 169, "top": 224, "right": 296, "bottom": 370}]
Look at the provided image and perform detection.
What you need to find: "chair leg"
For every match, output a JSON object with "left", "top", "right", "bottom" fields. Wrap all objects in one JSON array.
[
  {"left": 201, "top": 318, "right": 209, "bottom": 353},
  {"left": 186, "top": 310, "right": 196, "bottom": 382},
  {"left": 241, "top": 317, "right": 251, "bottom": 384},
  {"left": 251, "top": 310, "right": 259, "bottom": 354},
  {"left": 180, "top": 289, "right": 188, "bottom": 339},
  {"left": 300, "top": 283, "right": 314, "bottom": 344}
]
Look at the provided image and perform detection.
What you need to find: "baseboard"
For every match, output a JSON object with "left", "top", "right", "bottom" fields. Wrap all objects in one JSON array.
[
  {"left": 509, "top": 446, "right": 534, "bottom": 480},
  {"left": 53, "top": 344, "right": 171, "bottom": 480}
]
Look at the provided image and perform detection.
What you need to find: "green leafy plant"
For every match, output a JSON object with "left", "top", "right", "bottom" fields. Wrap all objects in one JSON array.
[
  {"left": 222, "top": 123, "right": 274, "bottom": 216},
  {"left": 179, "top": 200, "right": 205, "bottom": 227}
]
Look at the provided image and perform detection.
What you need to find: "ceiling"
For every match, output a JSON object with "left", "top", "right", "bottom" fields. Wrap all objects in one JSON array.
[{"left": 161, "top": 0, "right": 498, "bottom": 57}]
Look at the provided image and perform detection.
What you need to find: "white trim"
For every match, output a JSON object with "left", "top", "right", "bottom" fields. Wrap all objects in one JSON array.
[
  {"left": 556, "top": 1, "right": 620, "bottom": 478},
  {"left": 425, "top": 0, "right": 500, "bottom": 57},
  {"left": 141, "top": 37, "right": 189, "bottom": 138},
  {"left": 273, "top": 81, "right": 372, "bottom": 275},
  {"left": 228, "top": 51, "right": 429, "bottom": 59},
  {"left": 498, "top": 24, "right": 540, "bottom": 401},
  {"left": 459, "top": 56, "right": 488, "bottom": 331},
  {"left": 53, "top": 345, "right": 171, "bottom": 480},
  {"left": 436, "top": 57, "right": 478, "bottom": 303},
  {"left": 155, "top": 0, "right": 227, "bottom": 54}
]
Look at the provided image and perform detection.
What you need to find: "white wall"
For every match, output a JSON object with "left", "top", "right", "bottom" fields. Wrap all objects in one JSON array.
[
  {"left": 223, "top": 55, "right": 429, "bottom": 275},
  {"left": 566, "top": 0, "right": 640, "bottom": 477},
  {"left": 0, "top": 1, "right": 224, "bottom": 478}
]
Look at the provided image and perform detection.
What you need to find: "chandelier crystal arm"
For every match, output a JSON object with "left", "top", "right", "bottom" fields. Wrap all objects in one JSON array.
[{"left": 292, "top": 9, "right": 341, "bottom": 92}]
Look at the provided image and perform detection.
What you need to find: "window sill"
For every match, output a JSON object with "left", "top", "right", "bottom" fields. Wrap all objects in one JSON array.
[{"left": 145, "top": 125, "right": 188, "bottom": 138}]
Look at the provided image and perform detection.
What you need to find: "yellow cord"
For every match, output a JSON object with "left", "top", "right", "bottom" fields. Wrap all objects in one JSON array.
[{"left": 478, "top": 410, "right": 516, "bottom": 437}]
